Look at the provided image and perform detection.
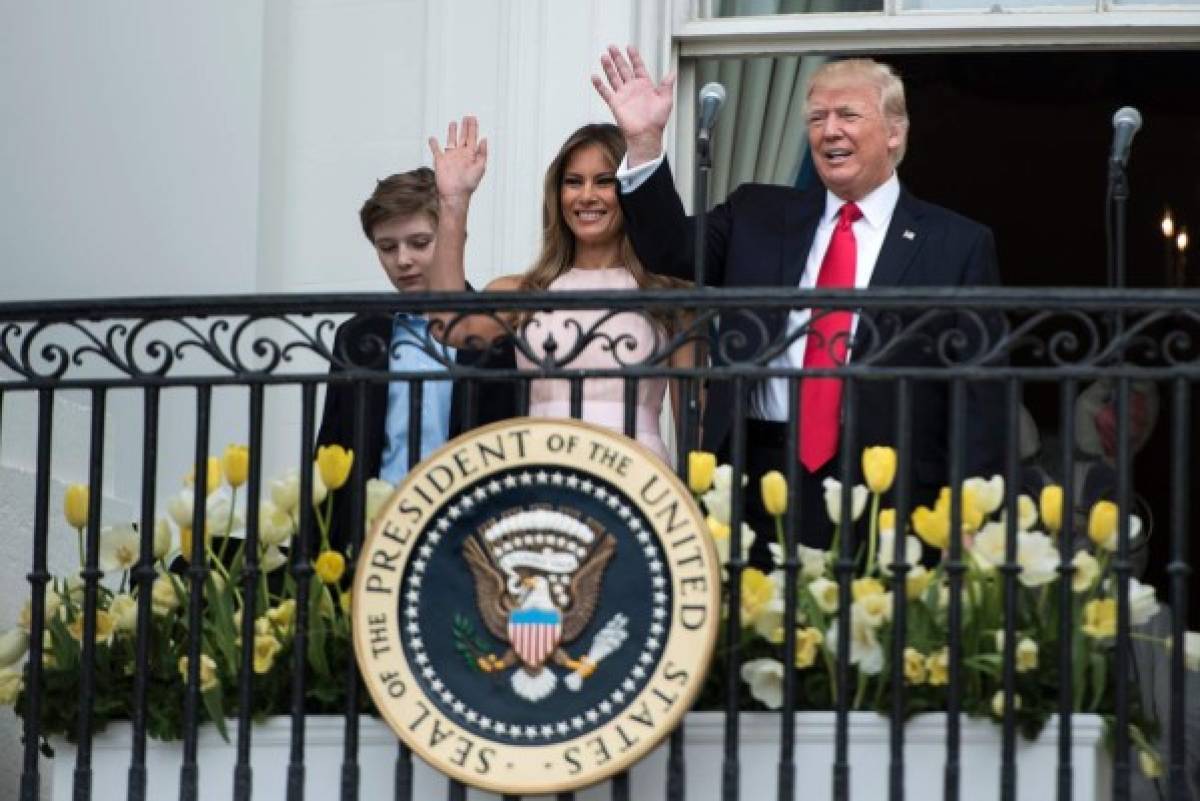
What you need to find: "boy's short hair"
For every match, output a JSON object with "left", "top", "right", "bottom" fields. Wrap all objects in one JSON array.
[{"left": 359, "top": 167, "right": 438, "bottom": 242}]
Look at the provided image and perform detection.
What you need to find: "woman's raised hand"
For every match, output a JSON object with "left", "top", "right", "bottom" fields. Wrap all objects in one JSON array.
[
  {"left": 592, "top": 45, "right": 675, "bottom": 167},
  {"left": 428, "top": 116, "right": 488, "bottom": 200}
]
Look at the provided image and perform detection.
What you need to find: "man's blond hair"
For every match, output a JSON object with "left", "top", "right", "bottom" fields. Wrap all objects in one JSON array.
[{"left": 806, "top": 58, "right": 910, "bottom": 165}]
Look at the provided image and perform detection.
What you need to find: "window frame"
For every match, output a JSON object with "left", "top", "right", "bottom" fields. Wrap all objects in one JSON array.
[{"left": 665, "top": 4, "right": 1200, "bottom": 209}]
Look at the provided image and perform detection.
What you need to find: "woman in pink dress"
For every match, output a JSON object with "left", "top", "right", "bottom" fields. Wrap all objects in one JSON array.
[{"left": 425, "top": 119, "right": 694, "bottom": 464}]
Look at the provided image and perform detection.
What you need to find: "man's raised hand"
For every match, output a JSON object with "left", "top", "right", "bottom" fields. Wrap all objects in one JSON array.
[
  {"left": 591, "top": 45, "right": 674, "bottom": 168},
  {"left": 428, "top": 116, "right": 488, "bottom": 202}
]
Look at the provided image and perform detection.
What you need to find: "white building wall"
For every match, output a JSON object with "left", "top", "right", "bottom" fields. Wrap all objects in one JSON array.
[{"left": 0, "top": 0, "right": 665, "bottom": 793}]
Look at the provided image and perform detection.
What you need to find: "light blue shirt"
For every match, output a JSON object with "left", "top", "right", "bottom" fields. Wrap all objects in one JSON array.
[{"left": 379, "top": 315, "right": 455, "bottom": 483}]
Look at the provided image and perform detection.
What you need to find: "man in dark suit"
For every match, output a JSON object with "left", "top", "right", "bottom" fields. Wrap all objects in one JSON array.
[
  {"left": 594, "top": 49, "right": 1004, "bottom": 549},
  {"left": 317, "top": 168, "right": 516, "bottom": 552}
]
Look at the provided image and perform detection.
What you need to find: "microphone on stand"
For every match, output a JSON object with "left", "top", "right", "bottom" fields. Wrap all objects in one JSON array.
[
  {"left": 1109, "top": 106, "right": 1142, "bottom": 167},
  {"left": 1105, "top": 106, "right": 1142, "bottom": 295},
  {"left": 692, "top": 83, "right": 726, "bottom": 290},
  {"left": 697, "top": 82, "right": 727, "bottom": 146}
]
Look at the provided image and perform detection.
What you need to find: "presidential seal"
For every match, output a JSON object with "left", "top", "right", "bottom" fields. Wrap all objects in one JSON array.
[{"left": 353, "top": 418, "right": 720, "bottom": 795}]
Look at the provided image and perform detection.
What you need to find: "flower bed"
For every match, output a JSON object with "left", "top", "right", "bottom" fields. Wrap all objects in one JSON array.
[{"left": 0, "top": 441, "right": 1193, "bottom": 786}]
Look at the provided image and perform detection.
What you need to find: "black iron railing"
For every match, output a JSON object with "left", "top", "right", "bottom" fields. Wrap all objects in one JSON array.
[{"left": 1, "top": 287, "right": 1196, "bottom": 801}]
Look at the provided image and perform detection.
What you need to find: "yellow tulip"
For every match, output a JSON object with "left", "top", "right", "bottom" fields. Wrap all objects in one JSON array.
[
  {"left": 1082, "top": 598, "right": 1117, "bottom": 639},
  {"left": 739, "top": 569, "right": 774, "bottom": 623},
  {"left": 991, "top": 690, "right": 1021, "bottom": 717},
  {"left": 252, "top": 634, "right": 282, "bottom": 674},
  {"left": 912, "top": 506, "right": 949, "bottom": 551},
  {"left": 903, "top": 647, "right": 927, "bottom": 685},
  {"left": 1016, "top": 637, "right": 1039, "bottom": 672},
  {"left": 706, "top": 515, "right": 731, "bottom": 542},
  {"left": 688, "top": 451, "right": 717, "bottom": 495},
  {"left": 1088, "top": 501, "right": 1118, "bottom": 550},
  {"left": 314, "top": 550, "right": 346, "bottom": 585},
  {"left": 222, "top": 444, "right": 250, "bottom": 488},
  {"left": 852, "top": 577, "right": 885, "bottom": 601},
  {"left": 1039, "top": 485, "right": 1064, "bottom": 533},
  {"left": 339, "top": 589, "right": 353, "bottom": 616},
  {"left": 184, "top": 457, "right": 222, "bottom": 496},
  {"left": 1139, "top": 749, "right": 1163, "bottom": 779},
  {"left": 760, "top": 471, "right": 787, "bottom": 517},
  {"left": 926, "top": 647, "right": 949, "bottom": 686},
  {"left": 906, "top": 565, "right": 933, "bottom": 600},
  {"left": 67, "top": 609, "right": 115, "bottom": 644},
  {"left": 316, "top": 445, "right": 354, "bottom": 492},
  {"left": 878, "top": 508, "right": 896, "bottom": 532},
  {"left": 64, "top": 484, "right": 89, "bottom": 529},
  {"left": 178, "top": 526, "right": 211, "bottom": 561},
  {"left": 794, "top": 627, "right": 824, "bottom": 669},
  {"left": 267, "top": 599, "right": 296, "bottom": 631},
  {"left": 178, "top": 653, "right": 219, "bottom": 692},
  {"left": 937, "top": 486, "right": 984, "bottom": 533},
  {"left": 861, "top": 446, "right": 897, "bottom": 494}
]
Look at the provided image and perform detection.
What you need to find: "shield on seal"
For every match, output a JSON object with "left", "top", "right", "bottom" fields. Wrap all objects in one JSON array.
[{"left": 507, "top": 607, "right": 562, "bottom": 668}]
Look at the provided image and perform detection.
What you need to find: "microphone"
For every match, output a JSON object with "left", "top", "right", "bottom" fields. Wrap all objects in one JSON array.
[
  {"left": 697, "top": 83, "right": 727, "bottom": 144},
  {"left": 1110, "top": 106, "right": 1142, "bottom": 167}
]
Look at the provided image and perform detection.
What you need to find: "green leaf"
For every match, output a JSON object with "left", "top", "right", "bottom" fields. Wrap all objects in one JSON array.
[
  {"left": 1089, "top": 650, "right": 1108, "bottom": 711},
  {"left": 963, "top": 654, "right": 1002, "bottom": 678},
  {"left": 306, "top": 576, "right": 331, "bottom": 679},
  {"left": 201, "top": 687, "right": 229, "bottom": 742}
]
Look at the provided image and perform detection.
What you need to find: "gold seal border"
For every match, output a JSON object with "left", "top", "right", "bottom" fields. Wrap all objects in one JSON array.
[{"left": 352, "top": 417, "right": 721, "bottom": 795}]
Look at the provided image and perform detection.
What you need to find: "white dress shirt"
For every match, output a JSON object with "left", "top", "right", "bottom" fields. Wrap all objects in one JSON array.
[{"left": 617, "top": 153, "right": 901, "bottom": 422}]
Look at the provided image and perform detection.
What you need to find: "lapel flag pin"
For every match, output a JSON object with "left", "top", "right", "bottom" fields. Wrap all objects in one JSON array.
[{"left": 903, "top": 230, "right": 916, "bottom": 240}]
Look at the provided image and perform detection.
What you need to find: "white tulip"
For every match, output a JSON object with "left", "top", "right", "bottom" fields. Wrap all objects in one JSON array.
[
  {"left": 825, "top": 604, "right": 884, "bottom": 675},
  {"left": 364, "top": 478, "right": 395, "bottom": 525},
  {"left": 107, "top": 594, "right": 138, "bottom": 634},
  {"left": 153, "top": 518, "right": 172, "bottom": 560},
  {"left": 98, "top": 524, "right": 141, "bottom": 572},
  {"left": 261, "top": 545, "right": 288, "bottom": 574},
  {"left": 205, "top": 494, "right": 243, "bottom": 538},
  {"left": 1016, "top": 495, "right": 1038, "bottom": 532},
  {"left": 822, "top": 478, "right": 868, "bottom": 524},
  {"left": 1184, "top": 632, "right": 1200, "bottom": 671},
  {"left": 808, "top": 577, "right": 840, "bottom": 614},
  {"left": 765, "top": 543, "right": 828, "bottom": 579},
  {"left": 0, "top": 667, "right": 23, "bottom": 706},
  {"left": 964, "top": 475, "right": 1005, "bottom": 515},
  {"left": 971, "top": 521, "right": 1008, "bottom": 570},
  {"left": 0, "top": 628, "right": 29, "bottom": 668},
  {"left": 166, "top": 489, "right": 194, "bottom": 528},
  {"left": 739, "top": 658, "right": 785, "bottom": 710},
  {"left": 258, "top": 500, "right": 294, "bottom": 547},
  {"left": 269, "top": 469, "right": 326, "bottom": 513},
  {"left": 1128, "top": 578, "right": 1160, "bottom": 627},
  {"left": 1071, "top": 551, "right": 1099, "bottom": 593},
  {"left": 1015, "top": 531, "right": 1059, "bottom": 588},
  {"left": 877, "top": 529, "right": 922, "bottom": 576}
]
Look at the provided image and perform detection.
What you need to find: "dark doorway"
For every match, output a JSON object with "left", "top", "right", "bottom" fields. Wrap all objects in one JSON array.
[
  {"left": 890, "top": 50, "right": 1200, "bottom": 289},
  {"left": 890, "top": 50, "right": 1200, "bottom": 620}
]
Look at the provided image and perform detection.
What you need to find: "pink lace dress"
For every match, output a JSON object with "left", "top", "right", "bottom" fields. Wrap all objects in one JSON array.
[{"left": 516, "top": 267, "right": 671, "bottom": 464}]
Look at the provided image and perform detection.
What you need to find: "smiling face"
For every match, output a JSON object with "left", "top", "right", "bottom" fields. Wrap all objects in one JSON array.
[
  {"left": 559, "top": 143, "right": 623, "bottom": 259},
  {"left": 371, "top": 212, "right": 435, "bottom": 293},
  {"left": 806, "top": 80, "right": 903, "bottom": 202}
]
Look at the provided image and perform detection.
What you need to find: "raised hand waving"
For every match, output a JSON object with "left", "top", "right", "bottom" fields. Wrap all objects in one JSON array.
[
  {"left": 591, "top": 45, "right": 675, "bottom": 167},
  {"left": 428, "top": 115, "right": 488, "bottom": 201}
]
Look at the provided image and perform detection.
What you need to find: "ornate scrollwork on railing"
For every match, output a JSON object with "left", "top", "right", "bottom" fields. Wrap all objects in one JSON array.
[{"left": 2, "top": 290, "right": 1200, "bottom": 386}]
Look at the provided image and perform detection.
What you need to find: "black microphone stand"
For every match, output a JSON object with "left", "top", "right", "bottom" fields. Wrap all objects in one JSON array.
[
  {"left": 681, "top": 128, "right": 714, "bottom": 457},
  {"left": 693, "top": 133, "right": 713, "bottom": 287},
  {"left": 1106, "top": 156, "right": 1129, "bottom": 339}
]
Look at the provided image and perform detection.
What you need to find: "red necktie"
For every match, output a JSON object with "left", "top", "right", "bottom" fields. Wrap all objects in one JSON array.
[{"left": 800, "top": 202, "right": 862, "bottom": 472}]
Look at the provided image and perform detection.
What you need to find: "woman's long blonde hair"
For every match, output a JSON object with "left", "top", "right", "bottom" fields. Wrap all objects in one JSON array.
[{"left": 519, "top": 123, "right": 685, "bottom": 301}]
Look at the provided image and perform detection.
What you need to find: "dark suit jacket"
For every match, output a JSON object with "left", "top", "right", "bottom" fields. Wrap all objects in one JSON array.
[
  {"left": 316, "top": 311, "right": 517, "bottom": 552},
  {"left": 619, "top": 159, "right": 1005, "bottom": 506}
]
